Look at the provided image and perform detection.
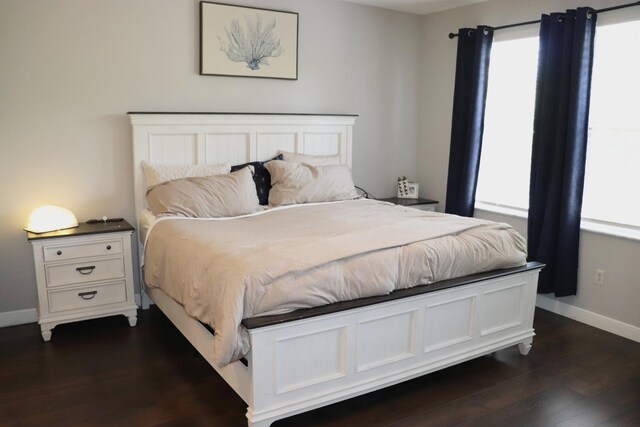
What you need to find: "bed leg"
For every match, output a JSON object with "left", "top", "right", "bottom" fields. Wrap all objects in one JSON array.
[
  {"left": 246, "top": 409, "right": 275, "bottom": 427},
  {"left": 518, "top": 340, "right": 532, "bottom": 356}
]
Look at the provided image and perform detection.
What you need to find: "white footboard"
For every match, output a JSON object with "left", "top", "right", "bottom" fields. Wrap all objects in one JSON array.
[{"left": 245, "top": 267, "right": 540, "bottom": 427}]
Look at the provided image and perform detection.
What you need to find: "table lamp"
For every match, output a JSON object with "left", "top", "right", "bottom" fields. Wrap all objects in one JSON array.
[{"left": 24, "top": 205, "right": 78, "bottom": 234}]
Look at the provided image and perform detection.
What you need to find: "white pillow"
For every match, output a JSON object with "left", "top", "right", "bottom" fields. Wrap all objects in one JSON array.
[
  {"left": 141, "top": 161, "right": 231, "bottom": 190},
  {"left": 279, "top": 150, "right": 341, "bottom": 166},
  {"left": 265, "top": 160, "right": 358, "bottom": 207}
]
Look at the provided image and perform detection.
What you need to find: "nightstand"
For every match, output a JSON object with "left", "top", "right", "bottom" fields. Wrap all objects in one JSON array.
[
  {"left": 380, "top": 197, "right": 439, "bottom": 212},
  {"left": 27, "top": 220, "right": 138, "bottom": 341}
]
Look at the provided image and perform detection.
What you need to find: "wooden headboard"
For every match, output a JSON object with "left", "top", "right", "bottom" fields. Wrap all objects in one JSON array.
[{"left": 129, "top": 113, "right": 357, "bottom": 223}]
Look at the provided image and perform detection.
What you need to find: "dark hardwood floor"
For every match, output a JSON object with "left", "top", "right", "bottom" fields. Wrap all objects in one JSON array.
[{"left": 1, "top": 307, "right": 639, "bottom": 427}]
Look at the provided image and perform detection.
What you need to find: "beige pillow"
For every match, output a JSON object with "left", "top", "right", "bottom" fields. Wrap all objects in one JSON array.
[
  {"left": 265, "top": 160, "right": 358, "bottom": 206},
  {"left": 141, "top": 161, "right": 231, "bottom": 190},
  {"left": 145, "top": 167, "right": 260, "bottom": 218},
  {"left": 279, "top": 150, "right": 341, "bottom": 166}
]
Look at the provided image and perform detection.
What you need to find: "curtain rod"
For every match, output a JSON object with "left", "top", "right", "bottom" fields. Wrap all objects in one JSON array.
[{"left": 448, "top": 0, "right": 640, "bottom": 39}]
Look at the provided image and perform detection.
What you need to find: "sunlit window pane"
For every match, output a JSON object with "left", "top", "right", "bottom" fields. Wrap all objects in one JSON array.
[
  {"left": 476, "top": 37, "right": 539, "bottom": 210},
  {"left": 583, "top": 21, "right": 640, "bottom": 227}
]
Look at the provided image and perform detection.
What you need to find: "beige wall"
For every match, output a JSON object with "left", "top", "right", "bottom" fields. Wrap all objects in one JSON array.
[
  {"left": 418, "top": 0, "right": 640, "bottom": 329},
  {"left": 0, "top": 0, "right": 421, "bottom": 313}
]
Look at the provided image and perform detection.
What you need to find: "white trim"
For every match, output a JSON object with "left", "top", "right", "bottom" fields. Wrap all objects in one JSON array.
[
  {"left": 475, "top": 202, "right": 640, "bottom": 242},
  {"left": 580, "top": 219, "right": 640, "bottom": 242},
  {"left": 536, "top": 294, "right": 640, "bottom": 343},
  {"left": 0, "top": 308, "right": 38, "bottom": 328},
  {"left": 475, "top": 202, "right": 527, "bottom": 219}
]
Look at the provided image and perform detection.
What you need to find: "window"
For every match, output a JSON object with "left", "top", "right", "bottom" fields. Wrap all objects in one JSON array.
[
  {"left": 476, "top": 19, "right": 640, "bottom": 230},
  {"left": 582, "top": 20, "right": 640, "bottom": 227},
  {"left": 475, "top": 36, "right": 539, "bottom": 212}
]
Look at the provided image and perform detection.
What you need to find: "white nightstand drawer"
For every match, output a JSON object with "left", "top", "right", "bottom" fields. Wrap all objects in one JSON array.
[
  {"left": 47, "top": 281, "right": 127, "bottom": 313},
  {"left": 43, "top": 239, "right": 123, "bottom": 262},
  {"left": 46, "top": 257, "right": 125, "bottom": 288}
]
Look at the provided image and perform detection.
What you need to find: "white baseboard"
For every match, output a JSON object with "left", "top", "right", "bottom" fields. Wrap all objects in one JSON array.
[
  {"left": 0, "top": 308, "right": 37, "bottom": 328},
  {"left": 536, "top": 294, "right": 640, "bottom": 343}
]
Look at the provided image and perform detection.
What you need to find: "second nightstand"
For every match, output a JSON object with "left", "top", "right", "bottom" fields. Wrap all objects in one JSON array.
[
  {"left": 27, "top": 220, "right": 138, "bottom": 341},
  {"left": 379, "top": 197, "right": 439, "bottom": 212}
]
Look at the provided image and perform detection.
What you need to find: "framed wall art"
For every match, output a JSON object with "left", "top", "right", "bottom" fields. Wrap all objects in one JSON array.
[{"left": 200, "top": 1, "right": 298, "bottom": 80}]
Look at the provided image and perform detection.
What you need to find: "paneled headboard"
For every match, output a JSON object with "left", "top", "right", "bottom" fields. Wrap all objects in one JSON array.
[{"left": 129, "top": 113, "right": 357, "bottom": 221}]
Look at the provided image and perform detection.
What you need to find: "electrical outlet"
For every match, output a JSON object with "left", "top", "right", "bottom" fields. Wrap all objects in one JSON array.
[{"left": 595, "top": 269, "right": 605, "bottom": 286}]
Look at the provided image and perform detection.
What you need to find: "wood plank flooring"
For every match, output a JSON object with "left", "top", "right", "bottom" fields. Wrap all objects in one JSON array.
[{"left": 1, "top": 307, "right": 638, "bottom": 426}]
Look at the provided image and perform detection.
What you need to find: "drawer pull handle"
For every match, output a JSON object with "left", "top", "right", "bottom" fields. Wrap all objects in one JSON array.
[
  {"left": 106, "top": 245, "right": 112, "bottom": 250},
  {"left": 75, "top": 266, "right": 96, "bottom": 275},
  {"left": 78, "top": 291, "right": 98, "bottom": 300},
  {"left": 56, "top": 250, "right": 62, "bottom": 255}
]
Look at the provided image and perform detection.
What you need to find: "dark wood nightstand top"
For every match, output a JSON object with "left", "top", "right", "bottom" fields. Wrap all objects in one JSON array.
[
  {"left": 379, "top": 197, "right": 439, "bottom": 207},
  {"left": 27, "top": 220, "right": 134, "bottom": 241}
]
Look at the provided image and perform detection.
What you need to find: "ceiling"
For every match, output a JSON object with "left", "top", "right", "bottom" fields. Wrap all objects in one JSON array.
[{"left": 341, "top": 0, "right": 493, "bottom": 15}]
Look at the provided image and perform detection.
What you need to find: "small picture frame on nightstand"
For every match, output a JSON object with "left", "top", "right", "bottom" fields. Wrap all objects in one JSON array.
[
  {"left": 407, "top": 182, "right": 419, "bottom": 199},
  {"left": 398, "top": 181, "right": 419, "bottom": 199}
]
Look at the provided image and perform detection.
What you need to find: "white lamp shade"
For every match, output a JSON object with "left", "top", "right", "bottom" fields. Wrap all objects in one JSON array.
[{"left": 25, "top": 205, "right": 78, "bottom": 233}]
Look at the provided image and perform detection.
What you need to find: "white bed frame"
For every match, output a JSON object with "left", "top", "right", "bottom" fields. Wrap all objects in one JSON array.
[{"left": 130, "top": 113, "right": 542, "bottom": 427}]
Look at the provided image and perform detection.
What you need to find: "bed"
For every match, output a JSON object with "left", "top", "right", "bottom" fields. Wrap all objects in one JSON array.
[{"left": 130, "top": 112, "right": 542, "bottom": 427}]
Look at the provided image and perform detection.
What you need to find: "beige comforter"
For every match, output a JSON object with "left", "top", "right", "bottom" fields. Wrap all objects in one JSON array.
[{"left": 144, "top": 199, "right": 527, "bottom": 367}]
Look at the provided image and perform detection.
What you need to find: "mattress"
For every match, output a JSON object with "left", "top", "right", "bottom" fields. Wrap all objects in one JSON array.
[{"left": 143, "top": 199, "right": 527, "bottom": 366}]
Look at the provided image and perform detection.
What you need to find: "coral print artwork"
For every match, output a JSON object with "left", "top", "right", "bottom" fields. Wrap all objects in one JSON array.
[
  {"left": 219, "top": 15, "right": 283, "bottom": 71},
  {"left": 200, "top": 2, "right": 298, "bottom": 79}
]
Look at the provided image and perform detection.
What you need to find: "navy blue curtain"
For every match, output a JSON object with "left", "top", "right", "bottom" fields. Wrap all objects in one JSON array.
[
  {"left": 445, "top": 26, "right": 493, "bottom": 217},
  {"left": 528, "top": 8, "right": 597, "bottom": 297}
]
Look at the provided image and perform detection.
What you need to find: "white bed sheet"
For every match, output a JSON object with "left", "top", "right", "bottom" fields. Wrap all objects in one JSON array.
[{"left": 138, "top": 209, "right": 157, "bottom": 245}]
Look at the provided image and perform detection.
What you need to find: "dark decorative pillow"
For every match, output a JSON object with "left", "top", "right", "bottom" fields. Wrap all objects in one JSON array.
[{"left": 230, "top": 154, "right": 283, "bottom": 205}]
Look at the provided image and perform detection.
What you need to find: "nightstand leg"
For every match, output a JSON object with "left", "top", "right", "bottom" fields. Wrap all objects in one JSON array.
[
  {"left": 128, "top": 315, "right": 137, "bottom": 327},
  {"left": 41, "top": 325, "right": 53, "bottom": 342}
]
